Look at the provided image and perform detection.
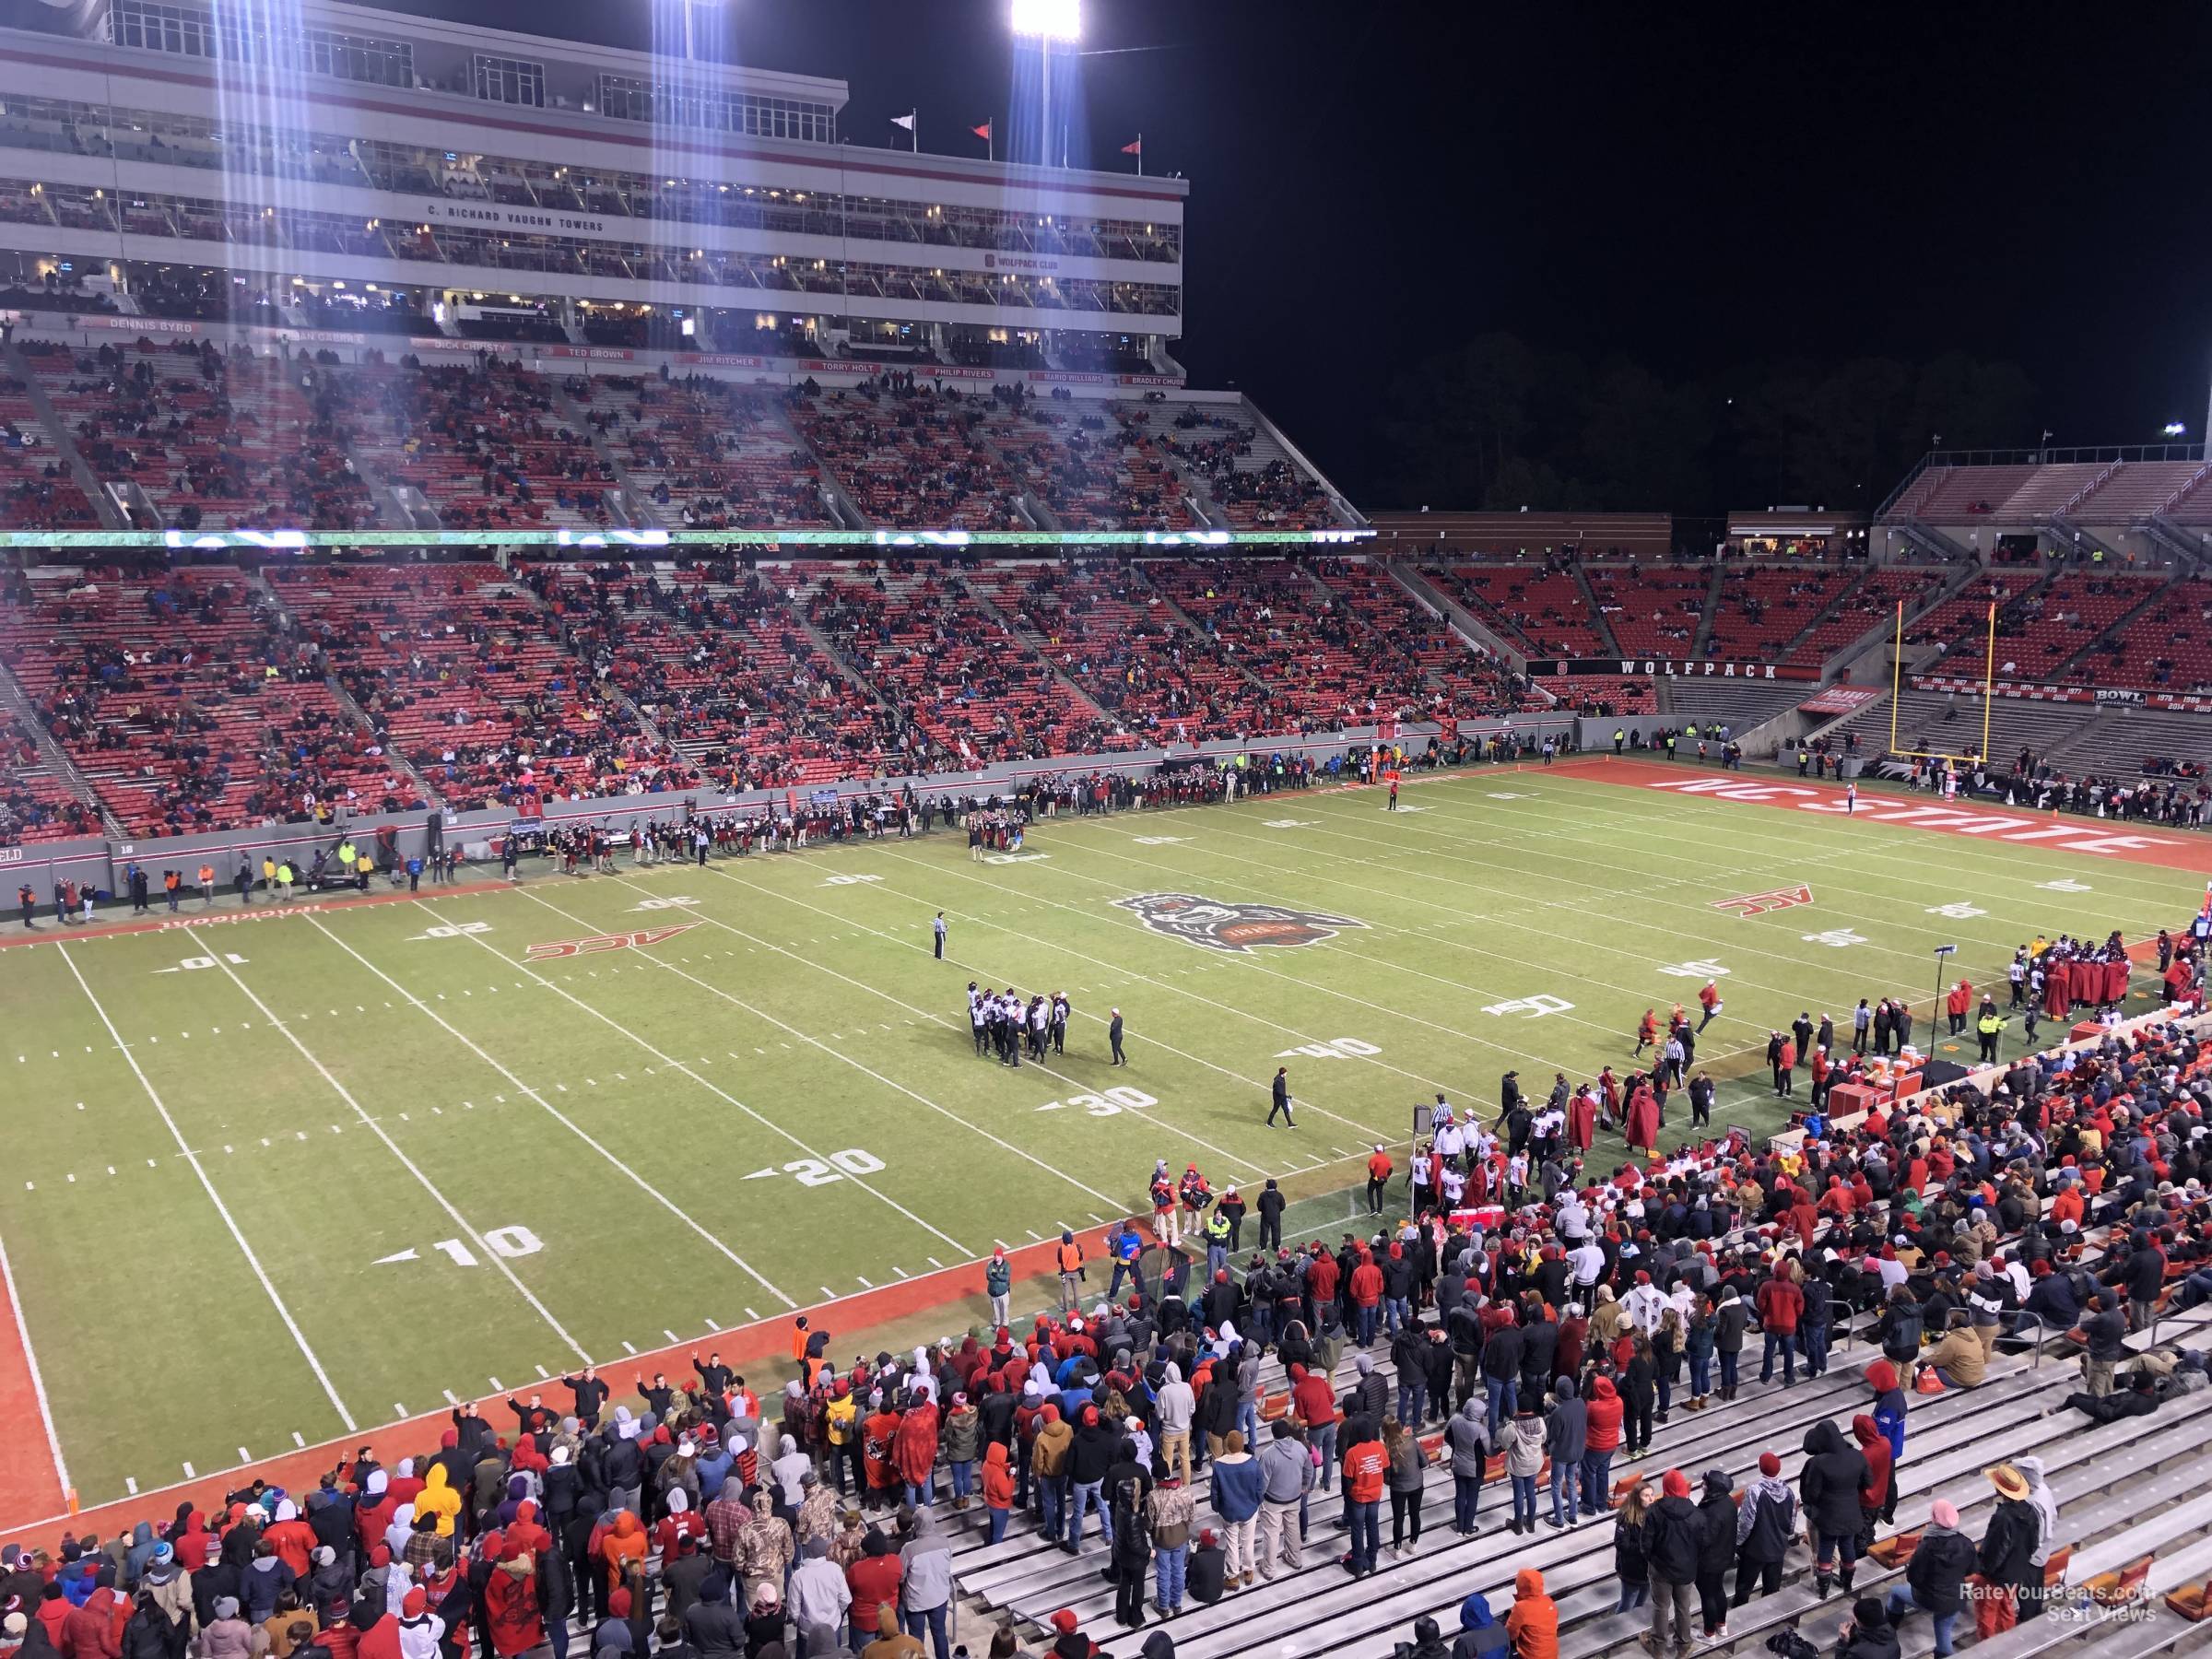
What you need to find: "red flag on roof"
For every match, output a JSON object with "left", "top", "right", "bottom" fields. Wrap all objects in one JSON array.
[
  {"left": 971, "top": 120, "right": 993, "bottom": 141},
  {"left": 1120, "top": 137, "right": 1142, "bottom": 155}
]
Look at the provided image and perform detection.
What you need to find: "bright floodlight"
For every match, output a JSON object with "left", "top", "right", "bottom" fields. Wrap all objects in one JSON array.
[
  {"left": 1011, "top": 0, "right": 1081, "bottom": 41},
  {"left": 2165, "top": 421, "right": 2188, "bottom": 437}
]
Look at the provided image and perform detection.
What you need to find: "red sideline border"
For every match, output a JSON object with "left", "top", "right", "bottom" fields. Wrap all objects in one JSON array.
[
  {"left": 0, "top": 1233, "right": 1077, "bottom": 1547},
  {"left": 0, "top": 1237, "right": 66, "bottom": 1524},
  {"left": 1547, "top": 758, "right": 2212, "bottom": 875},
  {"left": 0, "top": 878, "right": 520, "bottom": 950}
]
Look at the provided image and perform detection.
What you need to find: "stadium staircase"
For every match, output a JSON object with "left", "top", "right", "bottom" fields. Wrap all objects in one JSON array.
[
  {"left": 1571, "top": 562, "right": 1624, "bottom": 655},
  {"left": 956, "top": 571, "right": 1116, "bottom": 727},
  {"left": 1135, "top": 567, "right": 1280, "bottom": 699},
  {"left": 549, "top": 376, "right": 660, "bottom": 529},
  {"left": 1688, "top": 564, "right": 1724, "bottom": 658},
  {"left": 0, "top": 656, "right": 123, "bottom": 836},
  {"left": 1382, "top": 566, "right": 1529, "bottom": 671},
  {"left": 1, "top": 340, "right": 129, "bottom": 532},
  {"left": 244, "top": 567, "right": 449, "bottom": 808},
  {"left": 944, "top": 1297, "right": 2212, "bottom": 1659},
  {"left": 2041, "top": 570, "right": 2181, "bottom": 684}
]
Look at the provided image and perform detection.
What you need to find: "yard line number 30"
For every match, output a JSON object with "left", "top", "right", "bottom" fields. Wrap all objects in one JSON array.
[{"left": 1035, "top": 1087, "right": 1158, "bottom": 1117}]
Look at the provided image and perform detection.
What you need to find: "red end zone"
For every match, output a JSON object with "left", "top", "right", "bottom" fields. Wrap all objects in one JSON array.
[{"left": 1547, "top": 759, "right": 2212, "bottom": 875}]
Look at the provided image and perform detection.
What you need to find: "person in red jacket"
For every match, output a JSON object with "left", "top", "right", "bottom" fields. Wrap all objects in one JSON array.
[
  {"left": 1347, "top": 1249, "right": 1385, "bottom": 1347},
  {"left": 1579, "top": 1375, "right": 1623, "bottom": 1518},
  {"left": 1339, "top": 1430, "right": 1388, "bottom": 1577},
  {"left": 1756, "top": 1265, "right": 1804, "bottom": 1385},
  {"left": 1945, "top": 980, "right": 1973, "bottom": 1035},
  {"left": 263, "top": 1502, "right": 317, "bottom": 1581},
  {"left": 59, "top": 1581, "right": 120, "bottom": 1659},
  {"left": 1851, "top": 1414, "right": 1893, "bottom": 1538},
  {"left": 1305, "top": 1243, "right": 1339, "bottom": 1325}
]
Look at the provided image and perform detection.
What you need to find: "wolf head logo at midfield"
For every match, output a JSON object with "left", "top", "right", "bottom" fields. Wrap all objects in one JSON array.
[{"left": 1114, "top": 892, "right": 1366, "bottom": 954}]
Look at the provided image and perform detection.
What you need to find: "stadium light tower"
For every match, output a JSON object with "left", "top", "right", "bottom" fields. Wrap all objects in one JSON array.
[
  {"left": 680, "top": 0, "right": 726, "bottom": 62},
  {"left": 1011, "top": 0, "right": 1082, "bottom": 166}
]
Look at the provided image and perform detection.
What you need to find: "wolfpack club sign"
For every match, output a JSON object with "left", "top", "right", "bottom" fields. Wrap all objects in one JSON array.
[
  {"left": 1114, "top": 893, "right": 1365, "bottom": 954},
  {"left": 525, "top": 924, "right": 697, "bottom": 961}
]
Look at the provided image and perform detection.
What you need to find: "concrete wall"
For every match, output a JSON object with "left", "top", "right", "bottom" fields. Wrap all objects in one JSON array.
[{"left": 9, "top": 712, "right": 1590, "bottom": 896}]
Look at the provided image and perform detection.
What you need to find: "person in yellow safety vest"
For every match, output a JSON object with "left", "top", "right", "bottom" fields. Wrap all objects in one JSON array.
[
  {"left": 276, "top": 860, "right": 294, "bottom": 900},
  {"left": 1203, "top": 1206, "right": 1232, "bottom": 1277},
  {"left": 1976, "top": 1004, "right": 2005, "bottom": 1065},
  {"left": 337, "top": 840, "right": 356, "bottom": 872},
  {"left": 1054, "top": 1229, "right": 1086, "bottom": 1313},
  {"left": 356, "top": 852, "right": 374, "bottom": 889},
  {"left": 261, "top": 855, "right": 276, "bottom": 891}
]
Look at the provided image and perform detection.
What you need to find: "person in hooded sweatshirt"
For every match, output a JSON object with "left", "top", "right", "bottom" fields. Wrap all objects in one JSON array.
[
  {"left": 241, "top": 1544, "right": 296, "bottom": 1628},
  {"left": 1641, "top": 1469, "right": 1701, "bottom": 1659},
  {"left": 680, "top": 1570, "right": 744, "bottom": 1659},
  {"left": 1541, "top": 1377, "right": 1584, "bottom": 1529},
  {"left": 59, "top": 1572, "right": 120, "bottom": 1659},
  {"left": 1504, "top": 1568, "right": 1557, "bottom": 1659},
  {"left": 1851, "top": 1417, "right": 1893, "bottom": 1557},
  {"left": 135, "top": 1545, "right": 191, "bottom": 1641},
  {"left": 896, "top": 1510, "right": 952, "bottom": 1659},
  {"left": 264, "top": 1508, "right": 317, "bottom": 1583},
  {"left": 1445, "top": 1398, "right": 1490, "bottom": 1536},
  {"left": 201, "top": 1598, "right": 253, "bottom": 1659},
  {"left": 1692, "top": 1470, "right": 1735, "bottom": 1641},
  {"left": 1887, "top": 1497, "right": 1973, "bottom": 1657},
  {"left": 1834, "top": 1595, "right": 1901, "bottom": 1659},
  {"left": 1799, "top": 1420, "right": 1869, "bottom": 1600},
  {"left": 1500, "top": 1406, "right": 1544, "bottom": 1537},
  {"left": 980, "top": 1444, "right": 1017, "bottom": 1546},
  {"left": 2010, "top": 1455, "right": 2059, "bottom": 1621},
  {"left": 1451, "top": 1592, "right": 1509, "bottom": 1659},
  {"left": 1579, "top": 1375, "right": 1623, "bottom": 1520},
  {"left": 120, "top": 1590, "right": 184, "bottom": 1659},
  {"left": 1730, "top": 1453, "right": 1795, "bottom": 1607}
]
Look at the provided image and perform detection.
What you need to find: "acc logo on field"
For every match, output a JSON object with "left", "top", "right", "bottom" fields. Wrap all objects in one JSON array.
[
  {"left": 526, "top": 923, "right": 697, "bottom": 961},
  {"left": 1114, "top": 892, "right": 1365, "bottom": 955}
]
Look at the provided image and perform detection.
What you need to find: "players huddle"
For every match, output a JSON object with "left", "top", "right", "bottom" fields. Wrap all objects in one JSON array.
[{"left": 969, "top": 982, "right": 1071, "bottom": 1065}]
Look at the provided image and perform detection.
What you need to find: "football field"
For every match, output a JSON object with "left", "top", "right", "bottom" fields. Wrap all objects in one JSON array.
[{"left": 0, "top": 759, "right": 2202, "bottom": 1525}]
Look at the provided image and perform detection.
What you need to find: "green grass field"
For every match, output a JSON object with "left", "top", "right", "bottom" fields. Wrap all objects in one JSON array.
[{"left": 0, "top": 764, "right": 2199, "bottom": 1511}]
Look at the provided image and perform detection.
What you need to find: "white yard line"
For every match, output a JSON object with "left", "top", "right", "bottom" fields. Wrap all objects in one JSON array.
[
  {"left": 605, "top": 875, "right": 1272, "bottom": 1184},
  {"left": 526, "top": 883, "right": 1112, "bottom": 1218},
  {"left": 875, "top": 844, "right": 1532, "bottom": 1093},
  {"left": 55, "top": 944, "right": 357, "bottom": 1433},
  {"left": 300, "top": 913, "right": 794, "bottom": 1310},
  {"left": 700, "top": 861, "right": 1410, "bottom": 1147},
  {"left": 416, "top": 899, "right": 971, "bottom": 1258},
  {"left": 202, "top": 951, "right": 593, "bottom": 1364},
  {"left": 0, "top": 1227, "right": 70, "bottom": 1502}
]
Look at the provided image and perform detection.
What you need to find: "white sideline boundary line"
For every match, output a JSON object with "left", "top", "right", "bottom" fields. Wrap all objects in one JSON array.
[
  {"left": 300, "top": 913, "right": 794, "bottom": 1310},
  {"left": 416, "top": 900, "right": 970, "bottom": 1258},
  {"left": 0, "top": 1228, "right": 69, "bottom": 1502},
  {"left": 201, "top": 951, "right": 593, "bottom": 1365},
  {"left": 55, "top": 944, "right": 358, "bottom": 1433}
]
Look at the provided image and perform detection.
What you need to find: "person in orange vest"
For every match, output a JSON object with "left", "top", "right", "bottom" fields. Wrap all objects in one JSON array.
[
  {"left": 1054, "top": 1230, "right": 1086, "bottom": 1313},
  {"left": 197, "top": 863, "right": 216, "bottom": 906},
  {"left": 1634, "top": 1007, "right": 1659, "bottom": 1058},
  {"left": 1945, "top": 979, "right": 1975, "bottom": 1036},
  {"left": 1363, "top": 1144, "right": 1394, "bottom": 1215},
  {"left": 162, "top": 868, "right": 182, "bottom": 912},
  {"left": 1695, "top": 979, "right": 1723, "bottom": 1032}
]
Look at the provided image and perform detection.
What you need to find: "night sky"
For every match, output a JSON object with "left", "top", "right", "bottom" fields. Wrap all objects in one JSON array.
[{"left": 373, "top": 0, "right": 2212, "bottom": 507}]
